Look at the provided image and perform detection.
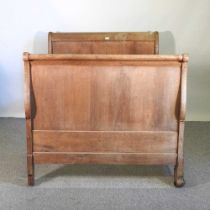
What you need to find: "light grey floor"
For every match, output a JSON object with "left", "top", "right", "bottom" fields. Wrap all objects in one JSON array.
[{"left": 0, "top": 118, "right": 210, "bottom": 210}]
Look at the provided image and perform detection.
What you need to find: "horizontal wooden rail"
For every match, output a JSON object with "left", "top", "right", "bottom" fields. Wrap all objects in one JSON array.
[
  {"left": 33, "top": 130, "right": 177, "bottom": 153},
  {"left": 49, "top": 32, "right": 158, "bottom": 41},
  {"left": 23, "top": 52, "right": 189, "bottom": 62},
  {"left": 34, "top": 152, "right": 177, "bottom": 165}
]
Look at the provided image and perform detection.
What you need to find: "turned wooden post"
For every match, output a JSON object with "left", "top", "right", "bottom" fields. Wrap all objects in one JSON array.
[
  {"left": 174, "top": 54, "right": 188, "bottom": 187},
  {"left": 24, "top": 52, "right": 34, "bottom": 186}
]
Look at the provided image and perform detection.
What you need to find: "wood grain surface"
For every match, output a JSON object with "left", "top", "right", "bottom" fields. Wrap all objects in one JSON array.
[
  {"left": 24, "top": 53, "right": 188, "bottom": 186},
  {"left": 48, "top": 32, "right": 159, "bottom": 54}
]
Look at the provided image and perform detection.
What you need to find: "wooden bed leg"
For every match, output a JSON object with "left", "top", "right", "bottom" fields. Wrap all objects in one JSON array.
[
  {"left": 174, "top": 159, "right": 185, "bottom": 187},
  {"left": 24, "top": 52, "right": 34, "bottom": 186},
  {"left": 28, "top": 175, "right": 34, "bottom": 186},
  {"left": 27, "top": 155, "right": 34, "bottom": 186},
  {"left": 174, "top": 57, "right": 188, "bottom": 188},
  {"left": 174, "top": 121, "right": 185, "bottom": 187},
  {"left": 174, "top": 120, "right": 185, "bottom": 188}
]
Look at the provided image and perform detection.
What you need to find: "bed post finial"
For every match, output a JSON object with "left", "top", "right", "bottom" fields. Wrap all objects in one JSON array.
[
  {"left": 23, "top": 52, "right": 30, "bottom": 61},
  {"left": 182, "top": 54, "right": 189, "bottom": 62},
  {"left": 48, "top": 32, "right": 53, "bottom": 54},
  {"left": 154, "top": 31, "right": 159, "bottom": 54}
]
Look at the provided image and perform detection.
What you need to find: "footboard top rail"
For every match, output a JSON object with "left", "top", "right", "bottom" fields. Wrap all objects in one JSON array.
[{"left": 23, "top": 53, "right": 189, "bottom": 62}]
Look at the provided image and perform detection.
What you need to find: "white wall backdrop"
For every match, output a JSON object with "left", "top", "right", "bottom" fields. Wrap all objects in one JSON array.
[{"left": 0, "top": 0, "right": 210, "bottom": 120}]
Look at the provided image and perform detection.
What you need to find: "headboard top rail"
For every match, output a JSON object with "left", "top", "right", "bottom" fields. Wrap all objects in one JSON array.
[{"left": 49, "top": 31, "right": 158, "bottom": 41}]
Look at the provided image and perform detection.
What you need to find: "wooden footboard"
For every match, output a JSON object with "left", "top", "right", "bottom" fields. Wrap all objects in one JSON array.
[{"left": 23, "top": 53, "right": 188, "bottom": 186}]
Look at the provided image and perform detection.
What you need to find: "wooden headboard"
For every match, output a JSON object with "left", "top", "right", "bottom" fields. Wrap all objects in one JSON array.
[{"left": 48, "top": 32, "right": 159, "bottom": 54}]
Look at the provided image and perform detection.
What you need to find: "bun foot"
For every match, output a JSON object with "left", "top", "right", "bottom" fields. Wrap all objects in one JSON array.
[
  {"left": 174, "top": 176, "right": 185, "bottom": 187},
  {"left": 28, "top": 175, "right": 34, "bottom": 186}
]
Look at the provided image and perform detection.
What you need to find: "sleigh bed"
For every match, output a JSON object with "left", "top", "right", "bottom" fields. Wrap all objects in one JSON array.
[{"left": 24, "top": 32, "right": 188, "bottom": 187}]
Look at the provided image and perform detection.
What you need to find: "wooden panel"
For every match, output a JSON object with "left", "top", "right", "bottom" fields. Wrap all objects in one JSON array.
[
  {"left": 31, "top": 60, "right": 181, "bottom": 131},
  {"left": 33, "top": 130, "right": 177, "bottom": 153},
  {"left": 49, "top": 32, "right": 159, "bottom": 54},
  {"left": 34, "top": 152, "right": 177, "bottom": 165},
  {"left": 49, "top": 32, "right": 158, "bottom": 41},
  {"left": 52, "top": 41, "right": 155, "bottom": 54}
]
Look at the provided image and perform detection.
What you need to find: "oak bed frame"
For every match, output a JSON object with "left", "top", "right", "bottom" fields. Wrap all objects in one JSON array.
[
  {"left": 48, "top": 32, "right": 159, "bottom": 54},
  {"left": 24, "top": 52, "right": 188, "bottom": 187}
]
